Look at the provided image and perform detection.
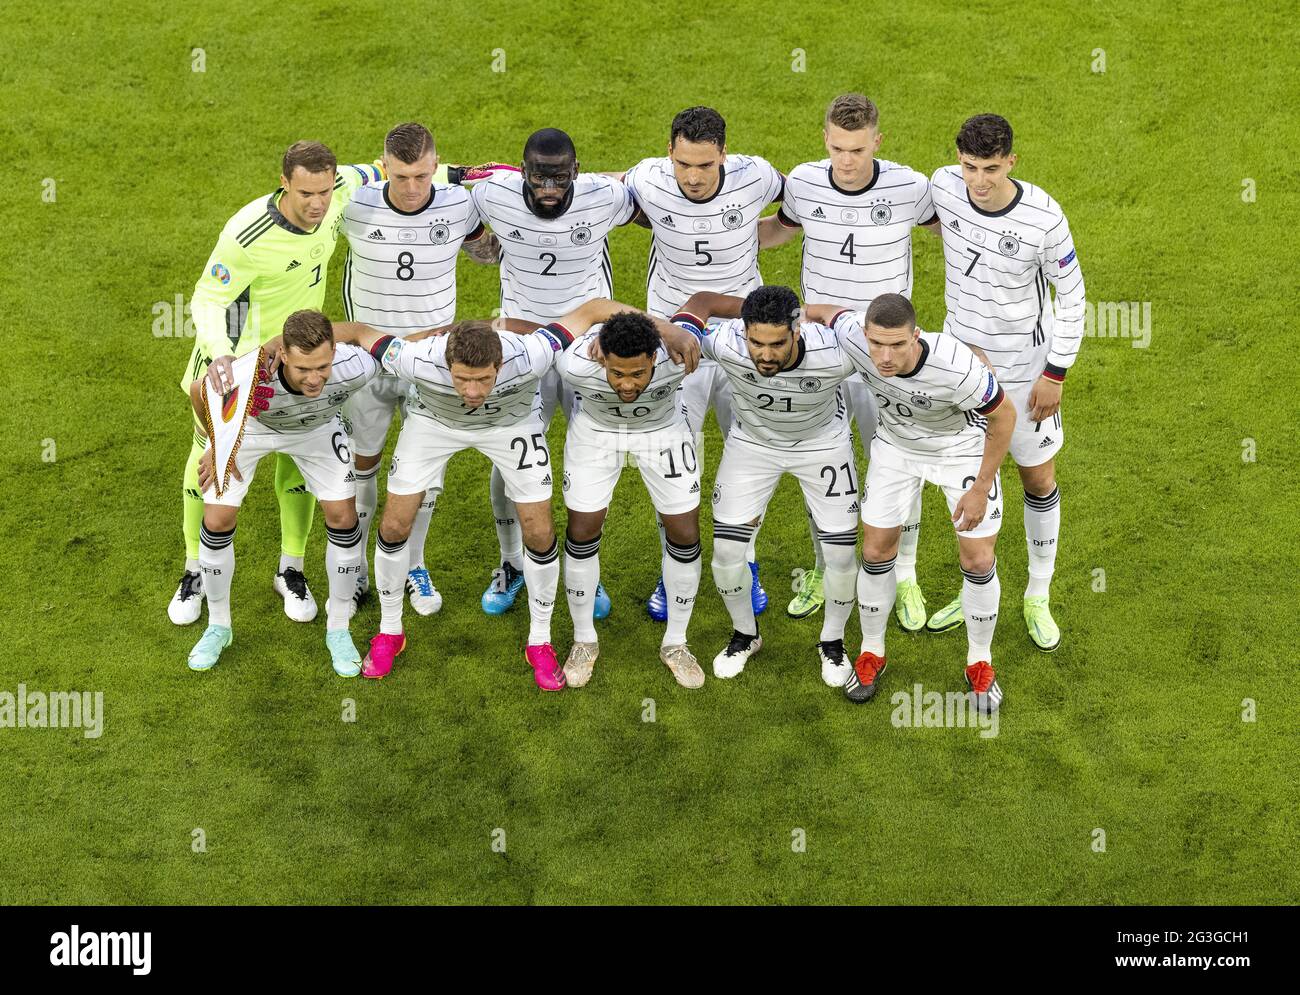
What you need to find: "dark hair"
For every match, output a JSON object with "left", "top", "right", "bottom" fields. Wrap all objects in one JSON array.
[
  {"left": 825, "top": 92, "right": 879, "bottom": 131},
  {"left": 385, "top": 122, "right": 435, "bottom": 163},
  {"left": 956, "top": 114, "right": 1013, "bottom": 158},
  {"left": 282, "top": 309, "right": 334, "bottom": 353},
  {"left": 598, "top": 311, "right": 660, "bottom": 359},
  {"left": 741, "top": 285, "right": 801, "bottom": 330},
  {"left": 670, "top": 106, "right": 726, "bottom": 150},
  {"left": 281, "top": 140, "right": 337, "bottom": 179},
  {"left": 446, "top": 320, "right": 503, "bottom": 369},
  {"left": 865, "top": 293, "right": 916, "bottom": 330},
  {"left": 523, "top": 127, "right": 576, "bottom": 160}
]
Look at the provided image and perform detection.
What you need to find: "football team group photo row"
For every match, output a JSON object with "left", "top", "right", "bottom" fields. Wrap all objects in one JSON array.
[{"left": 174, "top": 94, "right": 1084, "bottom": 714}]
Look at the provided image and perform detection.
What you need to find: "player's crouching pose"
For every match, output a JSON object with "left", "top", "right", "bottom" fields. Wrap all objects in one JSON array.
[
  {"left": 672, "top": 287, "right": 862, "bottom": 687},
  {"left": 555, "top": 310, "right": 705, "bottom": 688},
  {"left": 187, "top": 310, "right": 380, "bottom": 675},
  {"left": 331, "top": 319, "right": 569, "bottom": 688},
  {"left": 810, "top": 296, "right": 1015, "bottom": 714}
]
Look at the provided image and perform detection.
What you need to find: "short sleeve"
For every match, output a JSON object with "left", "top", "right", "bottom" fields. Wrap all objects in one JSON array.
[
  {"left": 463, "top": 190, "right": 487, "bottom": 240},
  {"left": 373, "top": 335, "right": 442, "bottom": 381},
  {"left": 756, "top": 156, "right": 785, "bottom": 205},
  {"left": 828, "top": 309, "right": 873, "bottom": 374},
  {"left": 952, "top": 342, "right": 1003, "bottom": 414},
  {"left": 913, "top": 172, "right": 937, "bottom": 226},
  {"left": 607, "top": 177, "right": 637, "bottom": 227},
  {"left": 777, "top": 173, "right": 802, "bottom": 227}
]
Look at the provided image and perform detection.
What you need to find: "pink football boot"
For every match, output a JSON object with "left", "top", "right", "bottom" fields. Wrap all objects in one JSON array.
[
  {"left": 524, "top": 643, "right": 566, "bottom": 692},
  {"left": 363, "top": 632, "right": 406, "bottom": 679}
]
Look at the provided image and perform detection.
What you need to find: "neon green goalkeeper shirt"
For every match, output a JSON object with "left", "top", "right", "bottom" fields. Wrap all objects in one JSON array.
[{"left": 179, "top": 162, "right": 383, "bottom": 391}]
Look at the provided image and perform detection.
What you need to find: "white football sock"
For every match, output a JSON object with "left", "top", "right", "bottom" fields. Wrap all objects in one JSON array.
[
  {"left": 374, "top": 530, "right": 407, "bottom": 636},
  {"left": 325, "top": 521, "right": 364, "bottom": 630},
  {"left": 199, "top": 523, "right": 236, "bottom": 628},
  {"left": 278, "top": 553, "right": 303, "bottom": 573},
  {"left": 820, "top": 542, "right": 857, "bottom": 643},
  {"left": 564, "top": 533, "right": 601, "bottom": 643},
  {"left": 1024, "top": 485, "right": 1060, "bottom": 599},
  {"left": 490, "top": 468, "right": 524, "bottom": 571},
  {"left": 856, "top": 555, "right": 896, "bottom": 656},
  {"left": 806, "top": 505, "right": 826, "bottom": 572},
  {"left": 524, "top": 538, "right": 560, "bottom": 645},
  {"left": 961, "top": 560, "right": 1000, "bottom": 664},
  {"left": 408, "top": 489, "right": 437, "bottom": 572},
  {"left": 354, "top": 464, "right": 379, "bottom": 585},
  {"left": 663, "top": 538, "right": 702, "bottom": 646},
  {"left": 895, "top": 493, "right": 922, "bottom": 583},
  {"left": 711, "top": 525, "right": 756, "bottom": 636}
]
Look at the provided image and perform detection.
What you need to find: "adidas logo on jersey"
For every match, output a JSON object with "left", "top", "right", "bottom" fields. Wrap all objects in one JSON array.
[
  {"left": 743, "top": 372, "right": 758, "bottom": 383},
  {"left": 811, "top": 206, "right": 826, "bottom": 219},
  {"left": 659, "top": 214, "right": 676, "bottom": 227},
  {"left": 506, "top": 229, "right": 524, "bottom": 240},
  {"left": 689, "top": 481, "right": 700, "bottom": 494},
  {"left": 847, "top": 500, "right": 860, "bottom": 514},
  {"left": 948, "top": 219, "right": 961, "bottom": 232},
  {"left": 540, "top": 473, "right": 552, "bottom": 486},
  {"left": 989, "top": 508, "right": 1001, "bottom": 520},
  {"left": 1039, "top": 435, "right": 1054, "bottom": 448},
  {"left": 367, "top": 228, "right": 386, "bottom": 241},
  {"left": 344, "top": 470, "right": 356, "bottom": 483},
  {"left": 285, "top": 259, "right": 301, "bottom": 271}
]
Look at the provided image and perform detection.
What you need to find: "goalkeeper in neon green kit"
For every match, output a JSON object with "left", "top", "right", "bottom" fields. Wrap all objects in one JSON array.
[{"left": 169, "top": 141, "right": 384, "bottom": 624}]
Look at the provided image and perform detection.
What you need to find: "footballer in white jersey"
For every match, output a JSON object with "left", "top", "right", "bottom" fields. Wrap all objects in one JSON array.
[
  {"left": 332, "top": 317, "right": 575, "bottom": 690},
  {"left": 805, "top": 295, "right": 1015, "bottom": 715},
  {"left": 672, "top": 286, "right": 862, "bottom": 690},
  {"left": 622, "top": 108, "right": 784, "bottom": 441},
  {"left": 338, "top": 123, "right": 504, "bottom": 623},
  {"left": 467, "top": 128, "right": 637, "bottom": 621},
  {"left": 185, "top": 311, "right": 380, "bottom": 679},
  {"left": 470, "top": 156, "right": 635, "bottom": 325},
  {"left": 757, "top": 93, "right": 940, "bottom": 628},
  {"left": 930, "top": 113, "right": 1086, "bottom": 651},
  {"left": 619, "top": 106, "right": 785, "bottom": 619},
  {"left": 551, "top": 307, "right": 705, "bottom": 690}
]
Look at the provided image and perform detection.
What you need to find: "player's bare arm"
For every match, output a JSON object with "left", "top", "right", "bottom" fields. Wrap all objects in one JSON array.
[
  {"left": 462, "top": 230, "right": 502, "bottom": 264},
  {"left": 678, "top": 291, "right": 745, "bottom": 322},
  {"left": 758, "top": 212, "right": 800, "bottom": 248},
  {"left": 571, "top": 299, "right": 700, "bottom": 372},
  {"left": 802, "top": 303, "right": 842, "bottom": 326},
  {"left": 951, "top": 392, "right": 1015, "bottom": 532},
  {"left": 1026, "top": 373, "right": 1063, "bottom": 422}
]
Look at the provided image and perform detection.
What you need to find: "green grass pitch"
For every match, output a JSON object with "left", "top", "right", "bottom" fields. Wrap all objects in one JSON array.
[{"left": 1, "top": 1, "right": 1296, "bottom": 904}]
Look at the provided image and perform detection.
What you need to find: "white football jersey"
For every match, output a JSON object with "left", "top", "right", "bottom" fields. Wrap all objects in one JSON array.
[
  {"left": 342, "top": 183, "right": 485, "bottom": 334},
  {"left": 625, "top": 154, "right": 784, "bottom": 318},
  {"left": 930, "top": 166, "right": 1086, "bottom": 387},
  {"left": 830, "top": 310, "right": 1004, "bottom": 461},
  {"left": 778, "top": 158, "right": 935, "bottom": 308},
  {"left": 374, "top": 327, "right": 568, "bottom": 430},
  {"left": 556, "top": 329, "right": 687, "bottom": 433},
  {"left": 676, "top": 316, "right": 856, "bottom": 451},
  {"left": 470, "top": 172, "right": 636, "bottom": 323},
  {"left": 251, "top": 343, "right": 379, "bottom": 435}
]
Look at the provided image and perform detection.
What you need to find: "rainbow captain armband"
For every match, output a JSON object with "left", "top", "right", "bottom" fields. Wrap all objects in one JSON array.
[
  {"left": 368, "top": 335, "right": 401, "bottom": 364},
  {"left": 669, "top": 311, "right": 707, "bottom": 339},
  {"left": 537, "top": 322, "right": 574, "bottom": 352}
]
